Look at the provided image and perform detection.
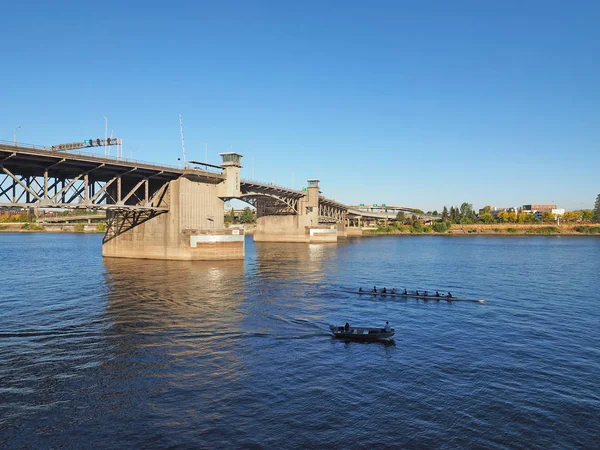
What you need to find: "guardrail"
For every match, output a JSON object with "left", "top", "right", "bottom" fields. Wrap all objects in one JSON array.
[
  {"left": 240, "top": 178, "right": 305, "bottom": 195},
  {"left": 0, "top": 140, "right": 184, "bottom": 172}
]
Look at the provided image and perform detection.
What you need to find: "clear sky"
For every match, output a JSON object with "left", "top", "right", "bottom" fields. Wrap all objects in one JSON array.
[{"left": 2, "top": 0, "right": 599, "bottom": 211}]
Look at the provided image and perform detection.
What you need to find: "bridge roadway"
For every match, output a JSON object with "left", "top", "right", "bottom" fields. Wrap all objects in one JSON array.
[
  {"left": 347, "top": 208, "right": 439, "bottom": 222},
  {"left": 0, "top": 142, "right": 347, "bottom": 223}
]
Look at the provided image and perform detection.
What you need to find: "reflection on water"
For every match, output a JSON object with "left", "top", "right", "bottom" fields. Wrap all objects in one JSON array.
[{"left": 1, "top": 234, "right": 600, "bottom": 448}]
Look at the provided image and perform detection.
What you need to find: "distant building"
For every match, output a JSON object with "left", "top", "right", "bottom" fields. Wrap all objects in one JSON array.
[
  {"left": 522, "top": 204, "right": 557, "bottom": 211},
  {"left": 522, "top": 204, "right": 564, "bottom": 220}
]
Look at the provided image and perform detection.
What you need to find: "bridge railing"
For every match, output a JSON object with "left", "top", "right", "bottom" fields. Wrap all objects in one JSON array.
[
  {"left": 0, "top": 140, "right": 183, "bottom": 172},
  {"left": 240, "top": 178, "right": 305, "bottom": 195}
]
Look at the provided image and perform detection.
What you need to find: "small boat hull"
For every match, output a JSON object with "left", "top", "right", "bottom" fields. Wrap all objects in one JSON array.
[{"left": 330, "top": 325, "right": 395, "bottom": 341}]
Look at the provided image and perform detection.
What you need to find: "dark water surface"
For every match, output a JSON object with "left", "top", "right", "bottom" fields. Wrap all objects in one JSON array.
[{"left": 1, "top": 233, "right": 599, "bottom": 448}]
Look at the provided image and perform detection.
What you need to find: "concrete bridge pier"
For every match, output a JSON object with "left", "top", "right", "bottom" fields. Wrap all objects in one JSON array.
[
  {"left": 102, "top": 155, "right": 245, "bottom": 260},
  {"left": 253, "top": 179, "right": 339, "bottom": 243}
]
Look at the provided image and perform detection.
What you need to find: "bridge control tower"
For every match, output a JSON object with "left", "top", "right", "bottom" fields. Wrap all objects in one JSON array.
[{"left": 217, "top": 153, "right": 242, "bottom": 198}]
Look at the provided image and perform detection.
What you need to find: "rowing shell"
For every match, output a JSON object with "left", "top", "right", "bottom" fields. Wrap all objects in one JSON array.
[{"left": 344, "top": 290, "right": 485, "bottom": 303}]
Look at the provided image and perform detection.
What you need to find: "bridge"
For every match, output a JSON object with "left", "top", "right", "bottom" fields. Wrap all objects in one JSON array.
[
  {"left": 346, "top": 206, "right": 439, "bottom": 229},
  {"left": 0, "top": 141, "right": 348, "bottom": 259}
]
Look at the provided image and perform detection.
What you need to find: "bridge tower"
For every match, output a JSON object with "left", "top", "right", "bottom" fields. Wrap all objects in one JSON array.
[{"left": 217, "top": 152, "right": 242, "bottom": 198}]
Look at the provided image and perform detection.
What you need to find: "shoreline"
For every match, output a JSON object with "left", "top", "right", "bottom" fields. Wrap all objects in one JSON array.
[
  {"left": 1, "top": 223, "right": 598, "bottom": 236},
  {"left": 361, "top": 223, "right": 600, "bottom": 237}
]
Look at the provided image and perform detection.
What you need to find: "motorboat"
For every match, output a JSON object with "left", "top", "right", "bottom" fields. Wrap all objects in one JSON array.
[{"left": 330, "top": 325, "right": 395, "bottom": 341}]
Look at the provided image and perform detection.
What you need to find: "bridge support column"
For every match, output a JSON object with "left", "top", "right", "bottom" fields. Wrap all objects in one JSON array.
[
  {"left": 336, "top": 220, "right": 347, "bottom": 238},
  {"left": 102, "top": 177, "right": 244, "bottom": 260}
]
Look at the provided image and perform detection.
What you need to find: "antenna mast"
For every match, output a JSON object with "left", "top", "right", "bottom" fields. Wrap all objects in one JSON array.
[{"left": 179, "top": 114, "right": 188, "bottom": 168}]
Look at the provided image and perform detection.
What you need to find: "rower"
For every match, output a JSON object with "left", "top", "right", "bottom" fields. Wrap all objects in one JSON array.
[
  {"left": 373, "top": 286, "right": 377, "bottom": 293},
  {"left": 415, "top": 290, "right": 419, "bottom": 296},
  {"left": 391, "top": 288, "right": 396, "bottom": 294},
  {"left": 359, "top": 287, "right": 363, "bottom": 292},
  {"left": 382, "top": 287, "right": 387, "bottom": 294},
  {"left": 384, "top": 321, "right": 391, "bottom": 332},
  {"left": 435, "top": 291, "right": 440, "bottom": 297},
  {"left": 424, "top": 290, "right": 428, "bottom": 297},
  {"left": 447, "top": 292, "right": 453, "bottom": 298},
  {"left": 403, "top": 288, "right": 407, "bottom": 295}
]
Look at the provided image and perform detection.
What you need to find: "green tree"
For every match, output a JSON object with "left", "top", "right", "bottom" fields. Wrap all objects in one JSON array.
[
  {"left": 479, "top": 212, "right": 494, "bottom": 223},
  {"left": 460, "top": 202, "right": 474, "bottom": 220},
  {"left": 442, "top": 206, "right": 449, "bottom": 220},
  {"left": 239, "top": 207, "right": 256, "bottom": 224},
  {"left": 594, "top": 194, "right": 600, "bottom": 222},
  {"left": 449, "top": 206, "right": 460, "bottom": 223},
  {"left": 396, "top": 211, "right": 406, "bottom": 223},
  {"left": 581, "top": 210, "right": 594, "bottom": 222}
]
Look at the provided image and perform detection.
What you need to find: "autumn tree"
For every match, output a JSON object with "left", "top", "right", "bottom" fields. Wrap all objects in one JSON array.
[
  {"left": 480, "top": 212, "right": 494, "bottom": 223},
  {"left": 541, "top": 211, "right": 555, "bottom": 223},
  {"left": 497, "top": 211, "right": 509, "bottom": 223}
]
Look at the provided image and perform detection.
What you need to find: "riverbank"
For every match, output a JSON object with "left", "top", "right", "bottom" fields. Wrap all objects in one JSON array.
[
  {"left": 0, "top": 222, "right": 257, "bottom": 234},
  {"left": 0, "top": 223, "right": 104, "bottom": 233},
  {"left": 364, "top": 223, "right": 600, "bottom": 236}
]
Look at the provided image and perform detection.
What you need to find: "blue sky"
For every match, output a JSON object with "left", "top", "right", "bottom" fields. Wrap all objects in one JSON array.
[{"left": 2, "top": 0, "right": 599, "bottom": 211}]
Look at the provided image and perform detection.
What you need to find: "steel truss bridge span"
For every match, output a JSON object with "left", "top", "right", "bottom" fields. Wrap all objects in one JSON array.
[
  {"left": 0, "top": 143, "right": 223, "bottom": 212},
  {"left": 1, "top": 143, "right": 348, "bottom": 225},
  {"left": 238, "top": 179, "right": 347, "bottom": 223}
]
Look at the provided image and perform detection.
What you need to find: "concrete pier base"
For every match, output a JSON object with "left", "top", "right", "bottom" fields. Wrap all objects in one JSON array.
[
  {"left": 346, "top": 227, "right": 363, "bottom": 236},
  {"left": 253, "top": 216, "right": 339, "bottom": 243},
  {"left": 102, "top": 177, "right": 245, "bottom": 260}
]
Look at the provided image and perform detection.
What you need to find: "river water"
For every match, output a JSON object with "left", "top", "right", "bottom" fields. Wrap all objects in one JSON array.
[{"left": 0, "top": 233, "right": 599, "bottom": 448}]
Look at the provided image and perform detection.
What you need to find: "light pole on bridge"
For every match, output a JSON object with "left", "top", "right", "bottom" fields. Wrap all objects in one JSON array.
[
  {"left": 199, "top": 142, "right": 208, "bottom": 163},
  {"left": 13, "top": 125, "right": 21, "bottom": 146}
]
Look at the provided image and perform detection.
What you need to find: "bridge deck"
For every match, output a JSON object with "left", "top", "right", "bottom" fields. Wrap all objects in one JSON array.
[{"left": 0, "top": 142, "right": 185, "bottom": 182}]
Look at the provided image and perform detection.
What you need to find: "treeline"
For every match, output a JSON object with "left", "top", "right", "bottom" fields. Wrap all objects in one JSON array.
[
  {"left": 225, "top": 207, "right": 256, "bottom": 225},
  {"left": 0, "top": 214, "right": 35, "bottom": 223},
  {"left": 436, "top": 203, "right": 597, "bottom": 225}
]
